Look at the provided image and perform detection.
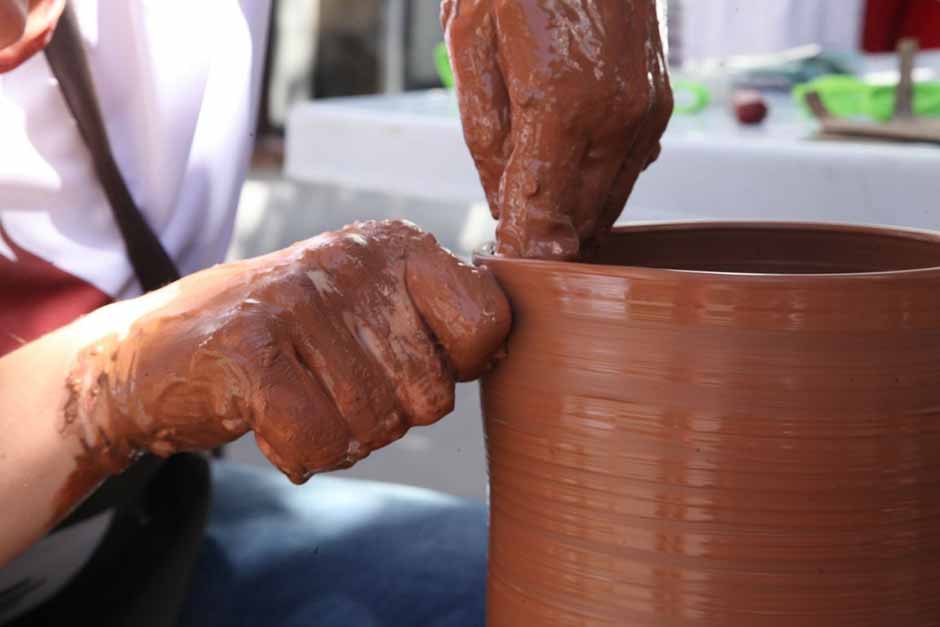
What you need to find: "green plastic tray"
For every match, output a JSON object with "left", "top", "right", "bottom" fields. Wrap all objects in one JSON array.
[{"left": 794, "top": 74, "right": 940, "bottom": 121}]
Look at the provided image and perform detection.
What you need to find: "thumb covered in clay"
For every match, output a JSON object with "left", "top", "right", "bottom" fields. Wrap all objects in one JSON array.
[{"left": 405, "top": 239, "right": 511, "bottom": 382}]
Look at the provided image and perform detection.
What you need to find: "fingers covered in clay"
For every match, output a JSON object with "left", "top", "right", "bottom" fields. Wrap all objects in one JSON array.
[
  {"left": 445, "top": 0, "right": 673, "bottom": 260},
  {"left": 443, "top": 0, "right": 510, "bottom": 217},
  {"left": 250, "top": 346, "right": 354, "bottom": 484},
  {"left": 64, "top": 220, "right": 511, "bottom": 484}
]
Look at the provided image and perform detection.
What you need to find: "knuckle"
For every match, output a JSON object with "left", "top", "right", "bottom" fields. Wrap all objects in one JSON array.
[
  {"left": 351, "top": 218, "right": 423, "bottom": 241},
  {"left": 619, "top": 89, "right": 653, "bottom": 125}
]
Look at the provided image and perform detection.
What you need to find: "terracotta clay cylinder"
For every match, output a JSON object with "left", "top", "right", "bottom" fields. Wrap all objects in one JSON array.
[{"left": 476, "top": 223, "right": 940, "bottom": 627}]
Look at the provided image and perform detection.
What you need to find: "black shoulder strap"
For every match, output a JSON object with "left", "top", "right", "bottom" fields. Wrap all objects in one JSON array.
[
  {"left": 44, "top": 5, "right": 173, "bottom": 530},
  {"left": 44, "top": 4, "right": 180, "bottom": 291}
]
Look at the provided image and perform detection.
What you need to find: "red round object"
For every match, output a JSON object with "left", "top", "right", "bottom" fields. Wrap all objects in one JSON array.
[{"left": 733, "top": 90, "right": 769, "bottom": 125}]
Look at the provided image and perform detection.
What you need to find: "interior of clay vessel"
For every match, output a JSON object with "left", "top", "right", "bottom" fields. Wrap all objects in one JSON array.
[{"left": 588, "top": 224, "right": 940, "bottom": 274}]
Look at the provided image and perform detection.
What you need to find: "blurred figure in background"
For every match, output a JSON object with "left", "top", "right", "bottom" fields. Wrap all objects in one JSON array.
[{"left": 863, "top": 0, "right": 940, "bottom": 52}]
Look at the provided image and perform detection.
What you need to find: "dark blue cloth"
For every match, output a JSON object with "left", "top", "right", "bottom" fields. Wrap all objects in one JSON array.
[{"left": 177, "top": 463, "right": 487, "bottom": 627}]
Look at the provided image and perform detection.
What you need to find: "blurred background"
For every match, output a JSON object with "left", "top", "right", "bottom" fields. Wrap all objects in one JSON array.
[{"left": 228, "top": 0, "right": 940, "bottom": 500}]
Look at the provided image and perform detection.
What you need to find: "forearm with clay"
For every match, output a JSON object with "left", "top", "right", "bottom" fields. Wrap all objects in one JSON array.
[{"left": 0, "top": 220, "right": 510, "bottom": 567}]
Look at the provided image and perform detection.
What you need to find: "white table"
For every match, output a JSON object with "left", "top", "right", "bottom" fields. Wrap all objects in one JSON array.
[{"left": 286, "top": 52, "right": 940, "bottom": 246}]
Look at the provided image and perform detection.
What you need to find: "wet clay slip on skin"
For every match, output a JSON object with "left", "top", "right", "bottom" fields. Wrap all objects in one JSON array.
[{"left": 476, "top": 222, "right": 940, "bottom": 626}]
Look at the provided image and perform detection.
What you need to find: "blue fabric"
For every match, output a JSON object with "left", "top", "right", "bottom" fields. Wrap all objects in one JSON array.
[{"left": 177, "top": 463, "right": 487, "bottom": 627}]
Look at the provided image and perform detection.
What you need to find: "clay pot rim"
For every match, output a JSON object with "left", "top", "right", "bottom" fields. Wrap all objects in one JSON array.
[{"left": 474, "top": 221, "right": 940, "bottom": 282}]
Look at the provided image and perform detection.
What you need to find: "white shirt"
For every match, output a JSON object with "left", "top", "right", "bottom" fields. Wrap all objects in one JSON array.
[
  {"left": 0, "top": 0, "right": 270, "bottom": 299},
  {"left": 0, "top": 1, "right": 271, "bottom": 621}
]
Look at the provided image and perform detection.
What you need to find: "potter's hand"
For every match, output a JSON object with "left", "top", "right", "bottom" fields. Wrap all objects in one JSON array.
[
  {"left": 66, "top": 221, "right": 511, "bottom": 484},
  {"left": 443, "top": 0, "right": 673, "bottom": 260}
]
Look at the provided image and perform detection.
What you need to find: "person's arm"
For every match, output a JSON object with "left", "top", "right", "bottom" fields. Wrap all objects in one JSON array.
[
  {"left": 0, "top": 294, "right": 165, "bottom": 566},
  {"left": 0, "top": 220, "right": 511, "bottom": 567},
  {"left": 443, "top": 0, "right": 673, "bottom": 260}
]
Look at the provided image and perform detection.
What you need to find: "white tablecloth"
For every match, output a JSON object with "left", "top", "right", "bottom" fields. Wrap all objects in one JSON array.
[{"left": 286, "top": 52, "right": 940, "bottom": 232}]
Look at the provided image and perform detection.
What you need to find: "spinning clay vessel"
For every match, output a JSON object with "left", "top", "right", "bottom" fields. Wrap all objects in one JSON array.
[{"left": 477, "top": 222, "right": 940, "bottom": 626}]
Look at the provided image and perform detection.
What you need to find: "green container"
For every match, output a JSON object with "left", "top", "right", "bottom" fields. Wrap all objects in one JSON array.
[
  {"left": 794, "top": 74, "right": 940, "bottom": 121},
  {"left": 868, "top": 82, "right": 940, "bottom": 121}
]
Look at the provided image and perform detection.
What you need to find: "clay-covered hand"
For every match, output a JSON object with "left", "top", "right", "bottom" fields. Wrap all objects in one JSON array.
[
  {"left": 443, "top": 0, "right": 673, "bottom": 260},
  {"left": 66, "top": 221, "right": 511, "bottom": 484}
]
